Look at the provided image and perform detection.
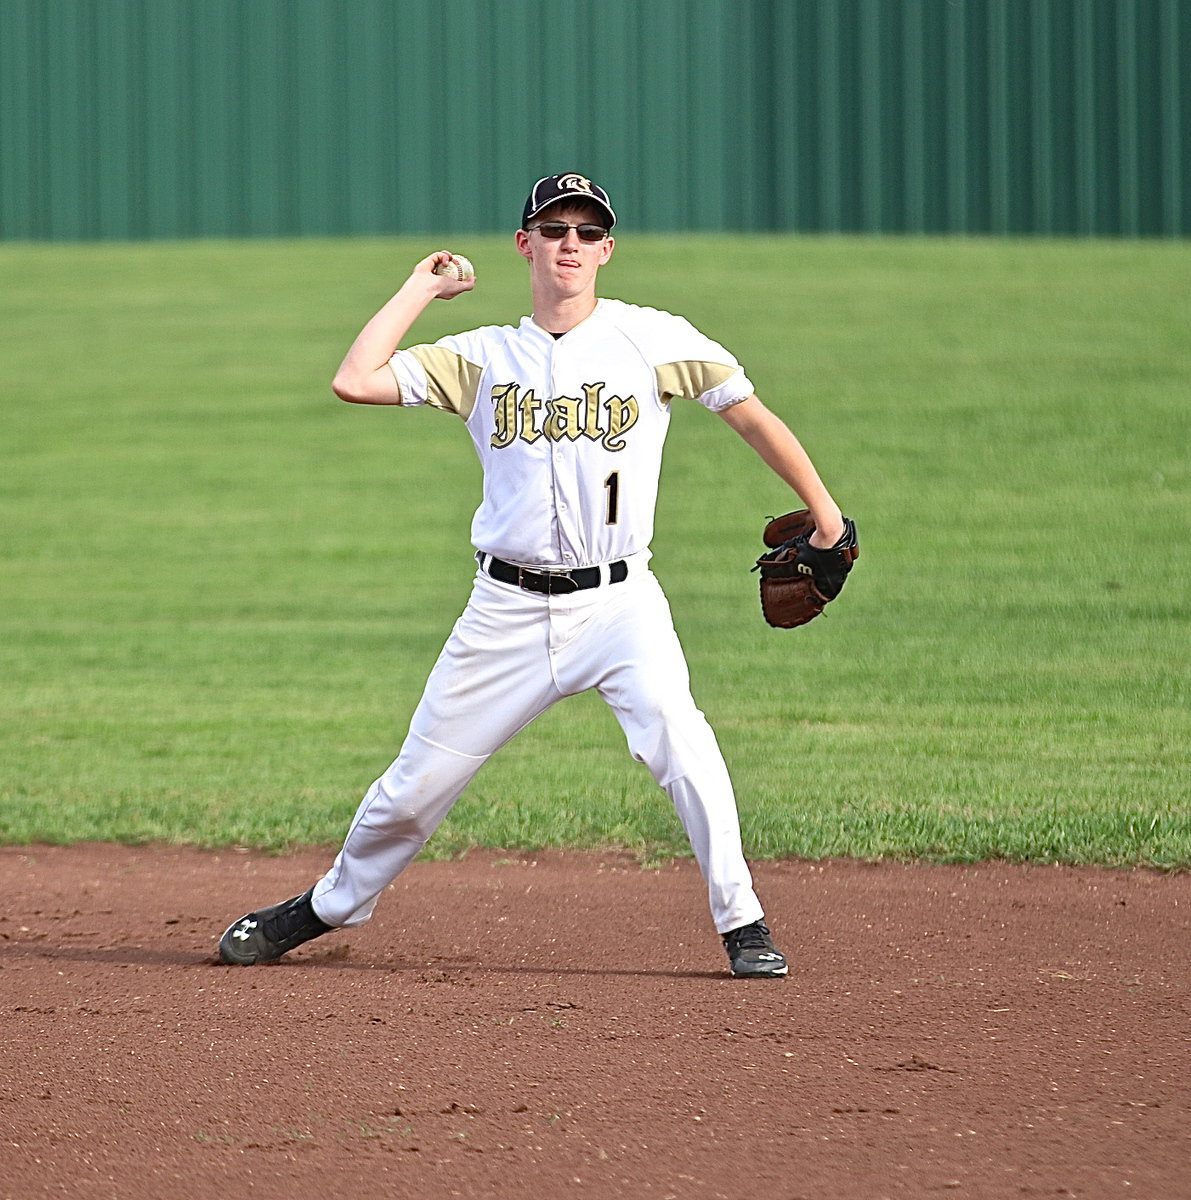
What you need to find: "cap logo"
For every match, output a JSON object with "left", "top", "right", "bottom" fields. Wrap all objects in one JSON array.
[{"left": 558, "top": 174, "right": 595, "bottom": 196}]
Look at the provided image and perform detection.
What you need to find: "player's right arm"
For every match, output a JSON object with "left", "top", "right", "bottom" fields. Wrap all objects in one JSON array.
[{"left": 332, "top": 252, "right": 475, "bottom": 405}]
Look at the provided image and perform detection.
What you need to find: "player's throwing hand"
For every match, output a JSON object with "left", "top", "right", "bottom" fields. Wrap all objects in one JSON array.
[{"left": 424, "top": 250, "right": 476, "bottom": 299}]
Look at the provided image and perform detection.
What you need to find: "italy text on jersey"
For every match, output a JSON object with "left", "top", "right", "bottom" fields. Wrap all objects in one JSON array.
[{"left": 489, "top": 382, "right": 638, "bottom": 451}]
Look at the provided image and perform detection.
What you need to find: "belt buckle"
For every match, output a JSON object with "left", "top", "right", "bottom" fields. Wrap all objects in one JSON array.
[{"left": 518, "top": 566, "right": 577, "bottom": 595}]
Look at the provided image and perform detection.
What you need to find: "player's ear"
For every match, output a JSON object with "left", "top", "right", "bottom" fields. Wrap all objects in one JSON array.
[
  {"left": 515, "top": 229, "right": 533, "bottom": 260},
  {"left": 598, "top": 235, "right": 615, "bottom": 264}
]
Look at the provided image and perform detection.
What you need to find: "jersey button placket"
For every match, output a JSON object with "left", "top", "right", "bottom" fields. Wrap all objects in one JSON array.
[{"left": 547, "top": 345, "right": 569, "bottom": 566}]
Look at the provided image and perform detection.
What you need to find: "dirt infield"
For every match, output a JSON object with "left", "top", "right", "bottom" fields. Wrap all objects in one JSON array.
[{"left": 1, "top": 845, "right": 1186, "bottom": 1200}]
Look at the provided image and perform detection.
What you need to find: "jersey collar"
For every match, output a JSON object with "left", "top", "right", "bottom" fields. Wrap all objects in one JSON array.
[{"left": 523, "top": 298, "right": 607, "bottom": 341}]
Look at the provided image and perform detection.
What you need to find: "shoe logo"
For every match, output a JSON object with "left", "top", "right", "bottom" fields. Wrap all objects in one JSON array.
[
  {"left": 757, "top": 953, "right": 783, "bottom": 961},
  {"left": 232, "top": 919, "right": 258, "bottom": 941}
]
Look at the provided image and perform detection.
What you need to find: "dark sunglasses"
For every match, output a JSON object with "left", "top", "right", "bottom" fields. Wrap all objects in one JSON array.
[{"left": 527, "top": 221, "right": 609, "bottom": 242}]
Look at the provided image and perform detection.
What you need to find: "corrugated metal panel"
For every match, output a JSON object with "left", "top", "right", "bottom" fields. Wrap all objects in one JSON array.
[{"left": 0, "top": 0, "right": 1186, "bottom": 239}]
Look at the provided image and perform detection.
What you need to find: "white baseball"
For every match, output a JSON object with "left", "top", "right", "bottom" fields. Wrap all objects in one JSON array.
[{"left": 433, "top": 254, "right": 475, "bottom": 281}]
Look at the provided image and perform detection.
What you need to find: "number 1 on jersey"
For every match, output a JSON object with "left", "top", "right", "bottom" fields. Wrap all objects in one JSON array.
[{"left": 604, "top": 471, "right": 620, "bottom": 525}]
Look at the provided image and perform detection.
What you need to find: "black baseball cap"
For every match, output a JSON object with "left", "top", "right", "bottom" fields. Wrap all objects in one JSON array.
[{"left": 521, "top": 173, "right": 617, "bottom": 230}]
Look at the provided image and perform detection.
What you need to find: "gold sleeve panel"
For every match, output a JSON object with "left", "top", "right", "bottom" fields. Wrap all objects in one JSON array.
[
  {"left": 407, "top": 345, "right": 484, "bottom": 418},
  {"left": 654, "top": 359, "right": 739, "bottom": 402}
]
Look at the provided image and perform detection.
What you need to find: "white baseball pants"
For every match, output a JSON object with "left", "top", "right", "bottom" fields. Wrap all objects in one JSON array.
[{"left": 311, "top": 554, "right": 766, "bottom": 934}]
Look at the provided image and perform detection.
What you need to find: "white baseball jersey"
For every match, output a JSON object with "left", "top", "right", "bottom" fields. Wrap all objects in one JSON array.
[{"left": 388, "top": 298, "right": 754, "bottom": 569}]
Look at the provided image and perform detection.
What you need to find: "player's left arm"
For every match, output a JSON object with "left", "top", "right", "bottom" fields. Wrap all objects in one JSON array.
[{"left": 718, "top": 395, "right": 845, "bottom": 548}]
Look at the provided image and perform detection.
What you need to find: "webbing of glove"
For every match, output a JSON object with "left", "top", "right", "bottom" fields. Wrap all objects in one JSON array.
[
  {"left": 761, "top": 509, "right": 817, "bottom": 549},
  {"left": 754, "top": 511, "right": 859, "bottom": 629}
]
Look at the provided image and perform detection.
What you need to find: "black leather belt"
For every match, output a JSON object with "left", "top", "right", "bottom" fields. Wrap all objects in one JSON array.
[{"left": 484, "top": 555, "right": 628, "bottom": 595}]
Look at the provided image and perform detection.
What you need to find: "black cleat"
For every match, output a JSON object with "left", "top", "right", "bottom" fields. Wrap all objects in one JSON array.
[
  {"left": 218, "top": 889, "right": 332, "bottom": 965},
  {"left": 722, "top": 920, "right": 788, "bottom": 978}
]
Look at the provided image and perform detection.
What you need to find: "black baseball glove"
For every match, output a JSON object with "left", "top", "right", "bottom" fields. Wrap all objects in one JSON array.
[{"left": 754, "top": 510, "right": 859, "bottom": 628}]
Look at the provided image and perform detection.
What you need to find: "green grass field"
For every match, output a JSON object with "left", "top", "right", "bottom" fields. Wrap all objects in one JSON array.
[{"left": 1, "top": 234, "right": 1187, "bottom": 866}]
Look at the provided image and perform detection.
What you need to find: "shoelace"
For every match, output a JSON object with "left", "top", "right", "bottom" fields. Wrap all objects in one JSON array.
[
  {"left": 262, "top": 894, "right": 316, "bottom": 942},
  {"left": 725, "top": 922, "right": 772, "bottom": 952}
]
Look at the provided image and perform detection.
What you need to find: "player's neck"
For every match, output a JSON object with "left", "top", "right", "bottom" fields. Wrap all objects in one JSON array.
[{"left": 531, "top": 291, "right": 599, "bottom": 336}]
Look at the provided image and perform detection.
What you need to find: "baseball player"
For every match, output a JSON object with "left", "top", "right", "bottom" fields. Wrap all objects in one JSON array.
[{"left": 219, "top": 173, "right": 850, "bottom": 978}]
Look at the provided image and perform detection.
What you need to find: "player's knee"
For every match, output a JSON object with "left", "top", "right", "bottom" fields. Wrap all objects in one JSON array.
[{"left": 624, "top": 700, "right": 712, "bottom": 770}]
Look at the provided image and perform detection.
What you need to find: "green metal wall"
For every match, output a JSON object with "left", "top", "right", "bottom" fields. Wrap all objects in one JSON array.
[{"left": 1, "top": 0, "right": 1187, "bottom": 239}]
